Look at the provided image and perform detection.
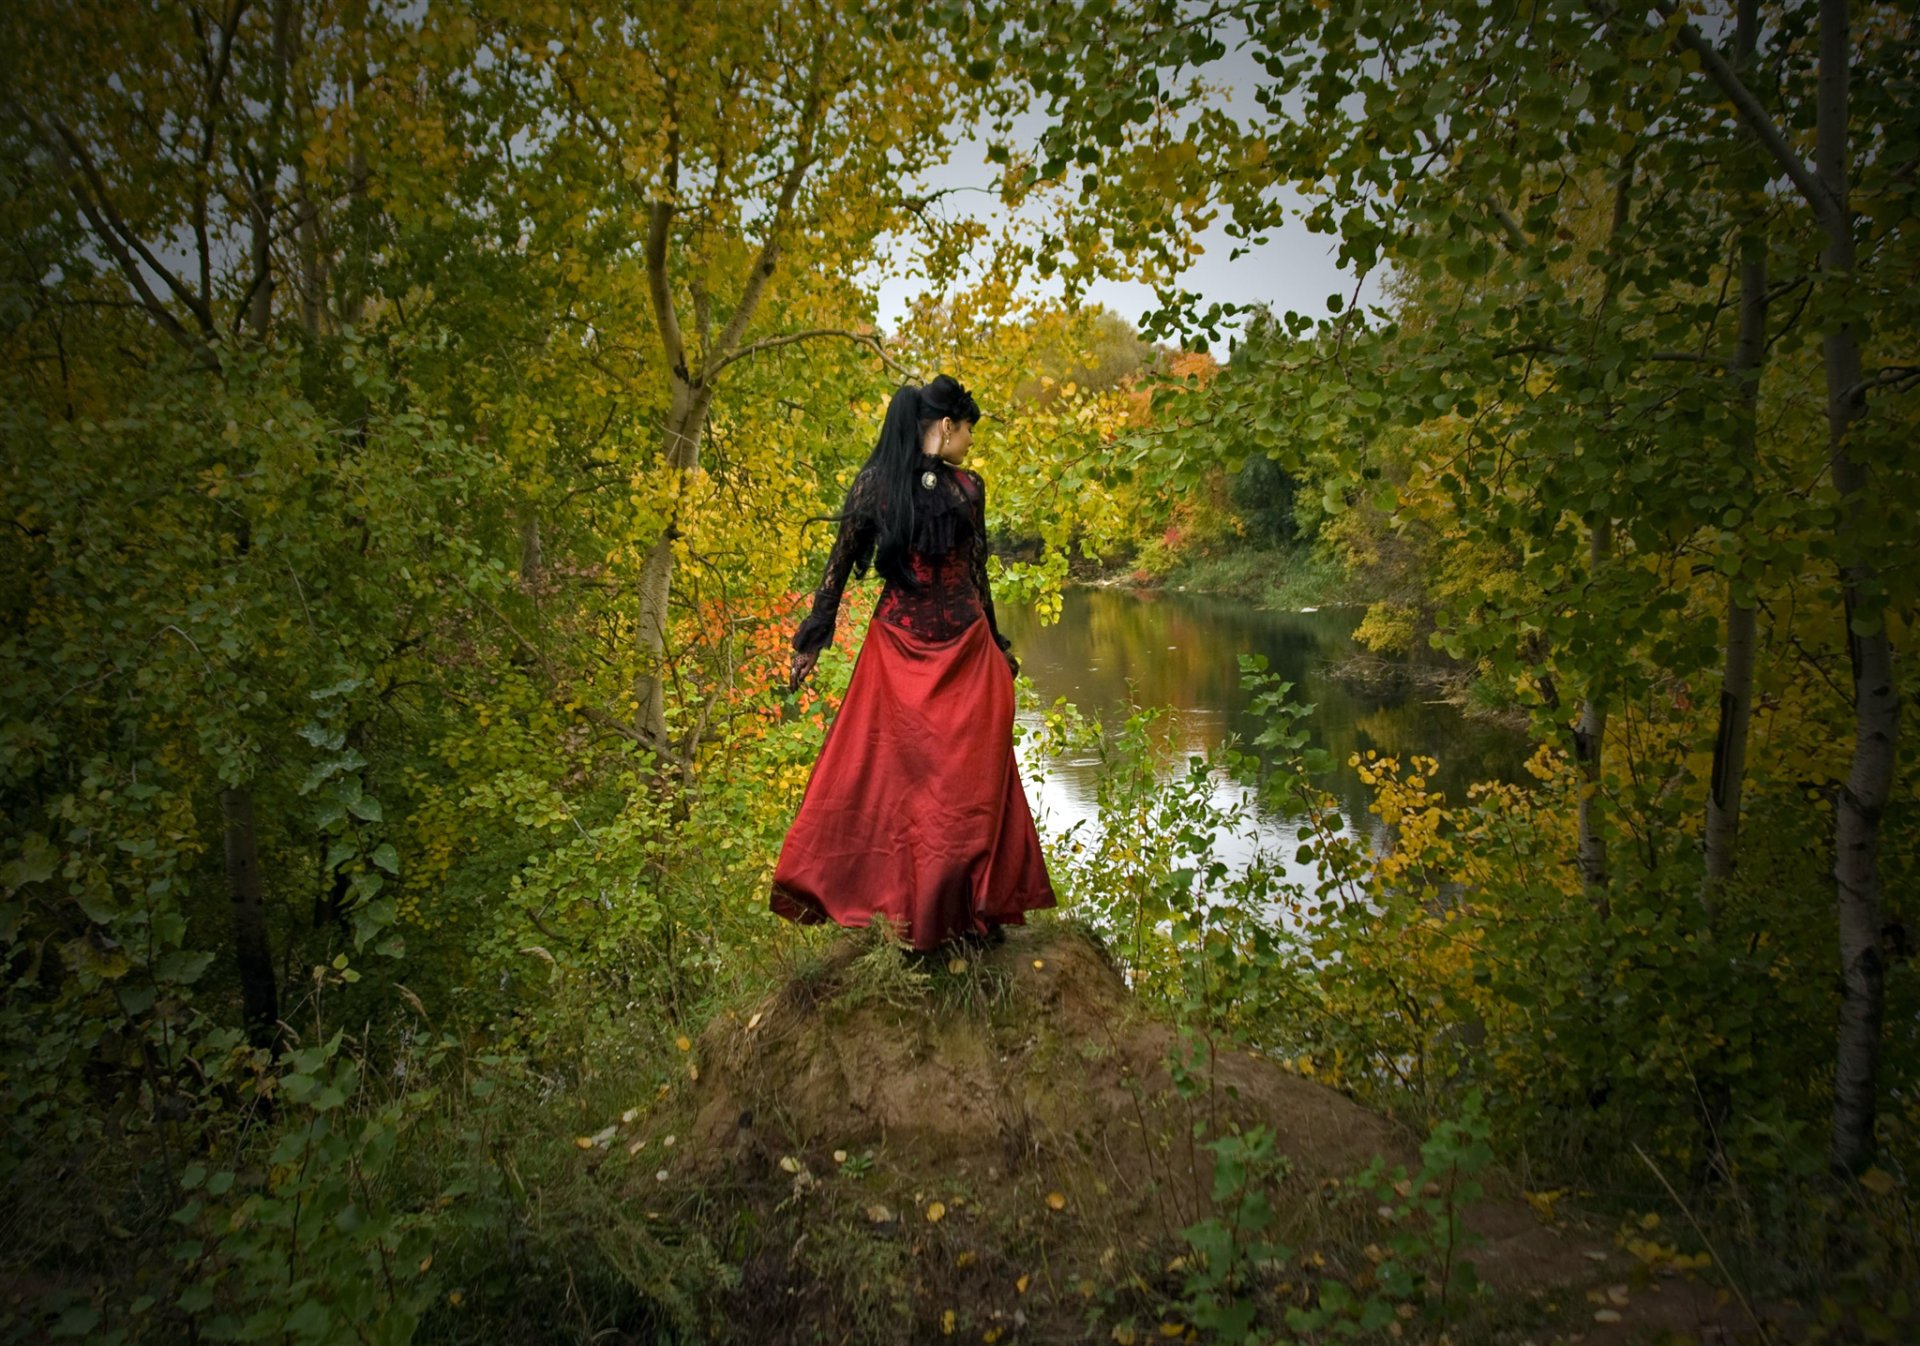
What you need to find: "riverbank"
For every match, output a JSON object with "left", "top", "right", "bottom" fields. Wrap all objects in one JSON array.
[
  {"left": 1067, "top": 544, "right": 1527, "bottom": 727},
  {"left": 1074, "top": 542, "right": 1386, "bottom": 613}
]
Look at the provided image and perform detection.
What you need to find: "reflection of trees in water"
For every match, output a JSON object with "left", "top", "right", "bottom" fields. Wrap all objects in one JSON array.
[{"left": 1003, "top": 588, "right": 1529, "bottom": 829}]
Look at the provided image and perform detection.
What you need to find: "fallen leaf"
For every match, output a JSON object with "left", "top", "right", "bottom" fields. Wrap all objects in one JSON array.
[
  {"left": 687, "top": 1062, "right": 700, "bottom": 1081},
  {"left": 949, "top": 957, "right": 968, "bottom": 974},
  {"left": 662, "top": 1134, "right": 676, "bottom": 1148},
  {"left": 746, "top": 1010, "right": 764, "bottom": 1032},
  {"left": 590, "top": 1125, "right": 617, "bottom": 1148},
  {"left": 674, "top": 1035, "right": 691, "bottom": 1052},
  {"left": 1159, "top": 1324, "right": 1185, "bottom": 1338},
  {"left": 418, "top": 1255, "right": 432, "bottom": 1273},
  {"left": 1032, "top": 959, "right": 1045, "bottom": 969},
  {"left": 573, "top": 1136, "right": 594, "bottom": 1150},
  {"left": 1594, "top": 1309, "right": 1622, "bottom": 1324},
  {"left": 955, "top": 1250, "right": 977, "bottom": 1268},
  {"left": 620, "top": 1106, "right": 641, "bottom": 1124},
  {"left": 447, "top": 1290, "right": 463, "bottom": 1308},
  {"left": 627, "top": 1137, "right": 647, "bottom": 1156},
  {"left": 1046, "top": 1191, "right": 1066, "bottom": 1211},
  {"left": 865, "top": 1204, "right": 894, "bottom": 1223},
  {"left": 1111, "top": 1328, "right": 1136, "bottom": 1346},
  {"left": 654, "top": 1169, "right": 669, "bottom": 1182},
  {"left": 1606, "top": 1285, "right": 1630, "bottom": 1307},
  {"left": 833, "top": 1149, "right": 848, "bottom": 1164},
  {"left": 982, "top": 1329, "right": 1002, "bottom": 1344},
  {"left": 1016, "top": 1274, "right": 1029, "bottom": 1294},
  {"left": 927, "top": 1201, "right": 947, "bottom": 1223},
  {"left": 779, "top": 1155, "right": 802, "bottom": 1174},
  {"left": 941, "top": 1308, "right": 956, "bottom": 1335}
]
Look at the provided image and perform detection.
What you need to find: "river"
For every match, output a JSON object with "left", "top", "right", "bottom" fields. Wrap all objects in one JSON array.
[{"left": 997, "top": 587, "right": 1532, "bottom": 877}]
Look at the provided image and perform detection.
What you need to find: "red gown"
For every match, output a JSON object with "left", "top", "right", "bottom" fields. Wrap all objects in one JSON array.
[{"left": 771, "top": 464, "right": 1056, "bottom": 950}]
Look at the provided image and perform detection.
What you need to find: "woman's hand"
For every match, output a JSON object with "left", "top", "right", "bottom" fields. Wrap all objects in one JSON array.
[{"left": 789, "top": 649, "right": 820, "bottom": 692}]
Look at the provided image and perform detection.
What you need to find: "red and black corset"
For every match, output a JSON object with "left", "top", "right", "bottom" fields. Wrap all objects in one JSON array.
[{"left": 792, "top": 463, "right": 1016, "bottom": 666}]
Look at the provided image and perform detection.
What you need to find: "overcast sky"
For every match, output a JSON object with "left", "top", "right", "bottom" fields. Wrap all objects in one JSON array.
[{"left": 870, "top": 41, "right": 1381, "bottom": 344}]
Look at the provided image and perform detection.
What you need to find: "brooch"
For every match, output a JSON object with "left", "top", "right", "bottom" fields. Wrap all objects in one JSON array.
[{"left": 919, "top": 470, "right": 937, "bottom": 490}]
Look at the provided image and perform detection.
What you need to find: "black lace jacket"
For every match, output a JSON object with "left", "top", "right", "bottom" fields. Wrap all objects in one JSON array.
[{"left": 792, "top": 462, "right": 1015, "bottom": 665}]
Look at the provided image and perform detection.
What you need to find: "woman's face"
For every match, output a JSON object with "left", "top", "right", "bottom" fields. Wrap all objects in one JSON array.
[{"left": 927, "top": 417, "right": 973, "bottom": 465}]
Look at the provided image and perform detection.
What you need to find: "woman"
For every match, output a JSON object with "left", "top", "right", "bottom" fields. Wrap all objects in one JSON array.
[{"left": 771, "top": 375, "right": 1056, "bottom": 950}]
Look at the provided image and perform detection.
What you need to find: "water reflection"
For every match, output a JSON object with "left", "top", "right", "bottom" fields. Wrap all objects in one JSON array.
[{"left": 999, "top": 588, "right": 1530, "bottom": 874}]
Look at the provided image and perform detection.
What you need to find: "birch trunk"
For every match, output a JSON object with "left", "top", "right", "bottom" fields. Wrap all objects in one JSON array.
[{"left": 1819, "top": 0, "right": 1896, "bottom": 1176}]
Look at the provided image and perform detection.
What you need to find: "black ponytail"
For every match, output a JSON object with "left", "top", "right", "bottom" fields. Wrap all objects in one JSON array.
[{"left": 836, "top": 375, "right": 981, "bottom": 589}]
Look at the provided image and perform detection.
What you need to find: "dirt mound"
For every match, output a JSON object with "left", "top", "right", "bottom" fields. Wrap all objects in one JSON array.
[{"left": 638, "top": 924, "right": 1755, "bottom": 1344}]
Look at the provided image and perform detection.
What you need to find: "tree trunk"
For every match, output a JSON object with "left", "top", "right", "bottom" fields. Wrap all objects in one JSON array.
[
  {"left": 1704, "top": 0, "right": 1768, "bottom": 912},
  {"left": 222, "top": 787, "right": 282, "bottom": 1051},
  {"left": 1575, "top": 514, "right": 1611, "bottom": 905},
  {"left": 518, "top": 504, "right": 543, "bottom": 593},
  {"left": 633, "top": 375, "right": 715, "bottom": 746},
  {"left": 1818, "top": 0, "right": 1895, "bottom": 1176},
  {"left": 246, "top": 0, "right": 296, "bottom": 341},
  {"left": 1704, "top": 587, "right": 1755, "bottom": 893}
]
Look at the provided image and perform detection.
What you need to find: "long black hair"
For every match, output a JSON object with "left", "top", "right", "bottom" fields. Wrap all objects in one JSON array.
[{"left": 840, "top": 374, "right": 981, "bottom": 588}]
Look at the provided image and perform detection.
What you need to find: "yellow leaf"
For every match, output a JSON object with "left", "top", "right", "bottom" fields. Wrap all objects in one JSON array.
[
  {"left": 1015, "top": 1273, "right": 1030, "bottom": 1294},
  {"left": 1032, "top": 959, "right": 1045, "bottom": 969},
  {"left": 982, "top": 1330, "right": 1002, "bottom": 1344},
  {"left": 1159, "top": 1325, "right": 1185, "bottom": 1338},
  {"left": 447, "top": 1290, "right": 463, "bottom": 1307},
  {"left": 942, "top": 1309, "right": 956, "bottom": 1335},
  {"left": 927, "top": 1201, "right": 947, "bottom": 1223},
  {"left": 1860, "top": 1167, "right": 1897, "bottom": 1196},
  {"left": 675, "top": 1035, "right": 691, "bottom": 1052},
  {"left": 1111, "top": 1328, "right": 1136, "bottom": 1346},
  {"left": 1046, "top": 1191, "right": 1066, "bottom": 1211},
  {"left": 955, "top": 1250, "right": 977, "bottom": 1268},
  {"left": 948, "top": 957, "right": 968, "bottom": 974},
  {"left": 573, "top": 1136, "right": 594, "bottom": 1150},
  {"left": 1639, "top": 1210, "right": 1661, "bottom": 1230}
]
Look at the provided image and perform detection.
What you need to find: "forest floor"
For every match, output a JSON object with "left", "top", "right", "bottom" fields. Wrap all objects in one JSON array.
[{"left": 611, "top": 922, "right": 1776, "bottom": 1345}]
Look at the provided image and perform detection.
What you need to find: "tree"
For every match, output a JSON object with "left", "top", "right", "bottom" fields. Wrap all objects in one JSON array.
[{"left": 1005, "top": 0, "right": 1917, "bottom": 1170}]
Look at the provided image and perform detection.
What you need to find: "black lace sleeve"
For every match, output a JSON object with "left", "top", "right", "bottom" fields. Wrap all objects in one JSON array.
[
  {"left": 793, "top": 476, "right": 877, "bottom": 656},
  {"left": 965, "top": 471, "right": 1016, "bottom": 667}
]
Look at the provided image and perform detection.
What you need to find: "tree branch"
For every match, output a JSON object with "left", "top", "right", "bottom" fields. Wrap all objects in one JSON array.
[
  {"left": 1639, "top": 0, "right": 1843, "bottom": 234},
  {"left": 46, "top": 114, "right": 221, "bottom": 336},
  {"left": 707, "top": 326, "right": 910, "bottom": 379},
  {"left": 645, "top": 77, "right": 688, "bottom": 378}
]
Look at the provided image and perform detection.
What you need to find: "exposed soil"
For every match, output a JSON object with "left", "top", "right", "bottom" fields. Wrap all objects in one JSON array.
[{"left": 630, "top": 924, "right": 1770, "bottom": 1345}]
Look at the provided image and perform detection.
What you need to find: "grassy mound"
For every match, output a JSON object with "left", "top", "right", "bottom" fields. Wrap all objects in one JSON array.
[{"left": 618, "top": 923, "right": 1758, "bottom": 1344}]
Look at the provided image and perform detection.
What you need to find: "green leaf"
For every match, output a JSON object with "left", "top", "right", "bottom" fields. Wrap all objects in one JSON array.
[
  {"left": 371, "top": 843, "right": 400, "bottom": 875},
  {"left": 155, "top": 950, "right": 215, "bottom": 986},
  {"left": 74, "top": 889, "right": 119, "bottom": 924}
]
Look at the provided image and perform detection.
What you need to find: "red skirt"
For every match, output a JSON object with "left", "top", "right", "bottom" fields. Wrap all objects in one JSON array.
[{"left": 771, "top": 614, "right": 1056, "bottom": 950}]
